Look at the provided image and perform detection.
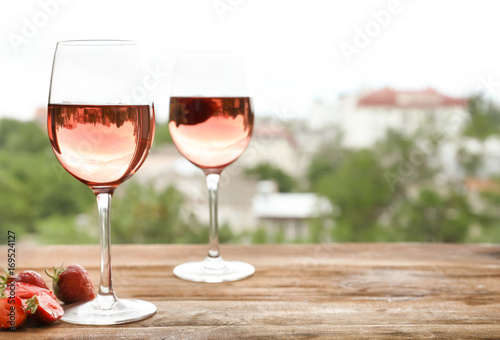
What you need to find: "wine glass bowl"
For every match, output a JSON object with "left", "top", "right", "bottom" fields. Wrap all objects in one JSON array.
[
  {"left": 169, "top": 50, "right": 255, "bottom": 283},
  {"left": 47, "top": 40, "right": 156, "bottom": 324},
  {"left": 48, "top": 104, "right": 154, "bottom": 188},
  {"left": 168, "top": 97, "right": 253, "bottom": 172}
]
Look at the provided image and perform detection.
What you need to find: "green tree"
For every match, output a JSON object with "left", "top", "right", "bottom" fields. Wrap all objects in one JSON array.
[
  {"left": 34, "top": 215, "right": 99, "bottom": 245},
  {"left": 251, "top": 226, "right": 268, "bottom": 244},
  {"left": 110, "top": 182, "right": 205, "bottom": 244},
  {"left": 456, "top": 146, "right": 484, "bottom": 177},
  {"left": 152, "top": 121, "right": 173, "bottom": 146},
  {"left": 307, "top": 130, "right": 345, "bottom": 186},
  {"left": 245, "top": 162, "right": 297, "bottom": 192},
  {"left": 0, "top": 119, "right": 92, "bottom": 237},
  {"left": 306, "top": 117, "right": 485, "bottom": 243},
  {"left": 463, "top": 95, "right": 500, "bottom": 141},
  {"left": 375, "top": 128, "right": 438, "bottom": 196},
  {"left": 0, "top": 119, "right": 47, "bottom": 153},
  {"left": 391, "top": 188, "right": 478, "bottom": 242},
  {"left": 111, "top": 181, "right": 236, "bottom": 244},
  {"left": 312, "top": 149, "right": 394, "bottom": 242}
]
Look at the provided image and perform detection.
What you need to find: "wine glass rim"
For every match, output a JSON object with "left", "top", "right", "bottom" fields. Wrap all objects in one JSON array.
[{"left": 56, "top": 40, "right": 138, "bottom": 46}]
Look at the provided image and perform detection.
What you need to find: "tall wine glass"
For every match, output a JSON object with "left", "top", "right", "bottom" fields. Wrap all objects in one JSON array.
[
  {"left": 169, "top": 50, "right": 255, "bottom": 283},
  {"left": 47, "top": 40, "right": 156, "bottom": 324}
]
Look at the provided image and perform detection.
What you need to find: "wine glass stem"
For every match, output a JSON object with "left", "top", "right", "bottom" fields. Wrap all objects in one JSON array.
[
  {"left": 206, "top": 173, "right": 221, "bottom": 259},
  {"left": 95, "top": 192, "right": 118, "bottom": 307}
]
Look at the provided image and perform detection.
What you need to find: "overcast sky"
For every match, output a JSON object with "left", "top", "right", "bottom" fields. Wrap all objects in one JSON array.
[{"left": 1, "top": 0, "right": 500, "bottom": 122}]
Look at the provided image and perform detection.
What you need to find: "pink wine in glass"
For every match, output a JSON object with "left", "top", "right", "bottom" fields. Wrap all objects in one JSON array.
[
  {"left": 48, "top": 104, "right": 155, "bottom": 188},
  {"left": 169, "top": 97, "right": 254, "bottom": 172}
]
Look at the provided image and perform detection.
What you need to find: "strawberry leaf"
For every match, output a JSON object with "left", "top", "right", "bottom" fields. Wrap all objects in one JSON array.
[
  {"left": 45, "top": 265, "right": 65, "bottom": 283},
  {"left": 25, "top": 295, "right": 39, "bottom": 314}
]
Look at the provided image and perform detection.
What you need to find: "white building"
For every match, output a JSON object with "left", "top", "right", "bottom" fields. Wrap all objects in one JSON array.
[
  {"left": 238, "top": 119, "right": 306, "bottom": 177},
  {"left": 252, "top": 181, "right": 333, "bottom": 240},
  {"left": 308, "top": 87, "right": 468, "bottom": 148}
]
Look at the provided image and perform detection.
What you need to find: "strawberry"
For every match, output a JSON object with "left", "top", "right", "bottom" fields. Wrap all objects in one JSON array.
[
  {"left": 13, "top": 282, "right": 57, "bottom": 302},
  {"left": 0, "top": 297, "right": 27, "bottom": 330},
  {"left": 46, "top": 265, "right": 96, "bottom": 304},
  {"left": 1, "top": 273, "right": 57, "bottom": 303},
  {"left": 0, "top": 268, "right": 18, "bottom": 286},
  {"left": 25, "top": 291, "right": 64, "bottom": 325},
  {"left": 17, "top": 270, "right": 49, "bottom": 290},
  {"left": 1, "top": 268, "right": 49, "bottom": 289}
]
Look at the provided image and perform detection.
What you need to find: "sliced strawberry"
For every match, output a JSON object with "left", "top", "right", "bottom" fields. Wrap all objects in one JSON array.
[
  {"left": 25, "top": 291, "right": 64, "bottom": 325},
  {"left": 17, "top": 270, "right": 49, "bottom": 290},
  {"left": 0, "top": 297, "right": 27, "bottom": 330},
  {"left": 47, "top": 264, "right": 96, "bottom": 304},
  {"left": 14, "top": 282, "right": 57, "bottom": 302}
]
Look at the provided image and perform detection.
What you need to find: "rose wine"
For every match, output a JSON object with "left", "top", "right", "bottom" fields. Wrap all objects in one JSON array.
[
  {"left": 48, "top": 104, "right": 155, "bottom": 188},
  {"left": 169, "top": 97, "right": 254, "bottom": 172}
]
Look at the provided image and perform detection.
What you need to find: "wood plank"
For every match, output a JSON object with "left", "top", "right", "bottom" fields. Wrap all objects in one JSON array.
[
  {"left": 9, "top": 324, "right": 500, "bottom": 340},
  {"left": 1, "top": 243, "right": 500, "bottom": 339}
]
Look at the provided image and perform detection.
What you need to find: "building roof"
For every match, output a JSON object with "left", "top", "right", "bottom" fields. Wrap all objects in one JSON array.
[
  {"left": 252, "top": 125, "right": 297, "bottom": 148},
  {"left": 357, "top": 87, "right": 466, "bottom": 109},
  {"left": 464, "top": 177, "right": 500, "bottom": 193},
  {"left": 252, "top": 192, "right": 333, "bottom": 219}
]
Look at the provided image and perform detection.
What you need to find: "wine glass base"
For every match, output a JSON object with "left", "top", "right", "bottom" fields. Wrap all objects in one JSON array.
[
  {"left": 61, "top": 298, "right": 157, "bottom": 325},
  {"left": 173, "top": 257, "right": 255, "bottom": 283}
]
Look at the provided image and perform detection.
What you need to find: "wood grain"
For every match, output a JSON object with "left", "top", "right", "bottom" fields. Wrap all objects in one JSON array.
[{"left": 2, "top": 243, "right": 500, "bottom": 339}]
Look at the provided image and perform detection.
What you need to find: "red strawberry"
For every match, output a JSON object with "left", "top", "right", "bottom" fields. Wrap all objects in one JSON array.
[
  {"left": 46, "top": 265, "right": 96, "bottom": 304},
  {"left": 14, "top": 282, "right": 57, "bottom": 302},
  {"left": 0, "top": 297, "right": 27, "bottom": 330},
  {"left": 25, "top": 291, "right": 64, "bottom": 325},
  {"left": 0, "top": 268, "right": 18, "bottom": 286},
  {"left": 17, "top": 270, "right": 49, "bottom": 290}
]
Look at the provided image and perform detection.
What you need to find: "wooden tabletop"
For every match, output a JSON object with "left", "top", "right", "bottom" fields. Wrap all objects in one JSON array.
[{"left": 3, "top": 243, "right": 500, "bottom": 339}]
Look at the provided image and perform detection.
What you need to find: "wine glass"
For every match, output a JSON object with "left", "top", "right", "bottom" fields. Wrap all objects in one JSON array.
[
  {"left": 47, "top": 40, "right": 156, "bottom": 324},
  {"left": 169, "top": 50, "right": 255, "bottom": 283}
]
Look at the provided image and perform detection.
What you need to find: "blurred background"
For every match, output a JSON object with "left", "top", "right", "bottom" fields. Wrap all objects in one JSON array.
[{"left": 2, "top": 0, "right": 500, "bottom": 245}]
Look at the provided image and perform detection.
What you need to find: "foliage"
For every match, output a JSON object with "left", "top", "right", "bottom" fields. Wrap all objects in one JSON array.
[
  {"left": 34, "top": 215, "right": 98, "bottom": 245},
  {"left": 463, "top": 95, "right": 500, "bottom": 141},
  {"left": 251, "top": 226, "right": 268, "bottom": 244},
  {"left": 109, "top": 182, "right": 231, "bottom": 244},
  {"left": 456, "top": 146, "right": 484, "bottom": 177},
  {"left": 244, "top": 162, "right": 297, "bottom": 192},
  {"left": 390, "top": 187, "right": 478, "bottom": 242},
  {"left": 0, "top": 119, "right": 92, "bottom": 238},
  {"left": 249, "top": 225, "right": 288, "bottom": 244},
  {"left": 312, "top": 149, "right": 394, "bottom": 241},
  {"left": 0, "top": 119, "right": 47, "bottom": 153},
  {"left": 305, "top": 96, "right": 500, "bottom": 243},
  {"left": 307, "top": 146, "right": 344, "bottom": 185},
  {"left": 35, "top": 181, "right": 238, "bottom": 245},
  {"left": 111, "top": 182, "right": 188, "bottom": 244},
  {"left": 152, "top": 121, "right": 173, "bottom": 146},
  {"left": 3, "top": 94, "right": 500, "bottom": 245}
]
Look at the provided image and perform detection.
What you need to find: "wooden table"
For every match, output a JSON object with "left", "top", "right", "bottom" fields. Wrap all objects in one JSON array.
[{"left": 3, "top": 243, "right": 500, "bottom": 339}]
